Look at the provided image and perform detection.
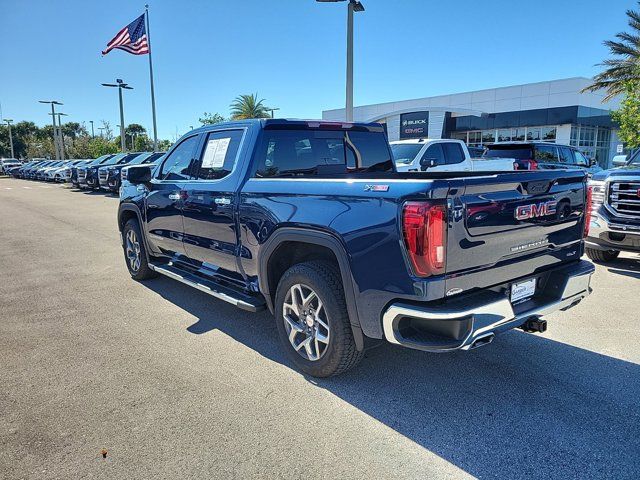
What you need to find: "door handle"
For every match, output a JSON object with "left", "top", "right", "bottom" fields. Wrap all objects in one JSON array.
[{"left": 168, "top": 192, "right": 181, "bottom": 201}]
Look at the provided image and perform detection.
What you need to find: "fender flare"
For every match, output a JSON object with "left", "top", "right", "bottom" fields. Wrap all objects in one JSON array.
[
  {"left": 117, "top": 203, "right": 153, "bottom": 263},
  {"left": 259, "top": 228, "right": 364, "bottom": 350}
]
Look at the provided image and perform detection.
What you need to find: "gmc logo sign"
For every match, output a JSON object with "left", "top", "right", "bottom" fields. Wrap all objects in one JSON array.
[{"left": 515, "top": 200, "right": 558, "bottom": 221}]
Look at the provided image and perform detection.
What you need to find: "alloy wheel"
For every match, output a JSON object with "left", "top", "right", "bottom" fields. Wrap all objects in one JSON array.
[
  {"left": 282, "top": 284, "right": 330, "bottom": 361},
  {"left": 125, "top": 229, "right": 141, "bottom": 272}
]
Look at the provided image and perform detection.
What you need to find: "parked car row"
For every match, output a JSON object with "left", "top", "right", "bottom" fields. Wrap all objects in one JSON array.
[
  {"left": 390, "top": 139, "right": 602, "bottom": 176},
  {"left": 6, "top": 152, "right": 165, "bottom": 193},
  {"left": 0, "top": 158, "right": 23, "bottom": 174}
]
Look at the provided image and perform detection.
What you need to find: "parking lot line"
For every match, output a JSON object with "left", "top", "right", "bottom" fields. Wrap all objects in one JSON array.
[{"left": 22, "top": 186, "right": 32, "bottom": 189}]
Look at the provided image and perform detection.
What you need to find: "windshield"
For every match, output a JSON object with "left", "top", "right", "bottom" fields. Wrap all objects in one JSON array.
[
  {"left": 117, "top": 153, "right": 141, "bottom": 165},
  {"left": 391, "top": 144, "right": 423, "bottom": 164},
  {"left": 628, "top": 150, "right": 640, "bottom": 166}
]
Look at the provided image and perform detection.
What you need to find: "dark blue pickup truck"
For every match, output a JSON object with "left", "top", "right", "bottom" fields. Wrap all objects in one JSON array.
[{"left": 118, "top": 119, "right": 595, "bottom": 377}]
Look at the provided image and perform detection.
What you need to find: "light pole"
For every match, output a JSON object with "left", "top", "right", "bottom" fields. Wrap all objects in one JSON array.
[
  {"left": 4, "top": 119, "right": 14, "bottom": 158},
  {"left": 267, "top": 108, "right": 280, "bottom": 118},
  {"left": 89, "top": 120, "right": 95, "bottom": 138},
  {"left": 316, "top": 0, "right": 364, "bottom": 122},
  {"left": 98, "top": 127, "right": 105, "bottom": 139},
  {"left": 55, "top": 113, "right": 68, "bottom": 160},
  {"left": 102, "top": 79, "right": 133, "bottom": 152},
  {"left": 48, "top": 112, "right": 68, "bottom": 160},
  {"left": 39, "top": 100, "right": 63, "bottom": 160}
]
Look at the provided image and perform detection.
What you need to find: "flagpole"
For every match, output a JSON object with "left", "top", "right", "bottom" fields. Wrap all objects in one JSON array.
[{"left": 145, "top": 4, "right": 158, "bottom": 151}]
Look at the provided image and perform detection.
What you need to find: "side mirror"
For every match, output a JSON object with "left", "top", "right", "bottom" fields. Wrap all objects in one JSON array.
[
  {"left": 589, "top": 158, "right": 597, "bottom": 167},
  {"left": 123, "top": 164, "right": 152, "bottom": 184},
  {"left": 420, "top": 157, "right": 437, "bottom": 169}
]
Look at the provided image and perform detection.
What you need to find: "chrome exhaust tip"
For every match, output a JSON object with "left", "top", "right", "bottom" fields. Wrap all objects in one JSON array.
[{"left": 468, "top": 333, "right": 495, "bottom": 350}]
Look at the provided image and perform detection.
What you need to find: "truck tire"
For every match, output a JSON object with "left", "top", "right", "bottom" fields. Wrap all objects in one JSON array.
[
  {"left": 585, "top": 247, "right": 620, "bottom": 263},
  {"left": 274, "top": 261, "right": 363, "bottom": 377},
  {"left": 122, "top": 218, "right": 158, "bottom": 281}
]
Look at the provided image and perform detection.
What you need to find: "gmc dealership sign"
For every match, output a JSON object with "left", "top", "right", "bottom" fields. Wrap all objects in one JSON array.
[{"left": 400, "top": 111, "right": 429, "bottom": 139}]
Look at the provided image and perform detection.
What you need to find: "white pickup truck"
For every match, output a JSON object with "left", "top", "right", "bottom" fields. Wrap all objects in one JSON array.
[{"left": 391, "top": 139, "right": 515, "bottom": 173}]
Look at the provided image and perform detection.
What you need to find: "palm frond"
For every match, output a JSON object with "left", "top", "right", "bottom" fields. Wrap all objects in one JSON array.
[{"left": 583, "top": 3, "right": 640, "bottom": 99}]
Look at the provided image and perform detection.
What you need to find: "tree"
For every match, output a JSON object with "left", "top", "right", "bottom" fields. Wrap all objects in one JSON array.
[
  {"left": 229, "top": 93, "right": 272, "bottom": 120},
  {"left": 87, "top": 137, "right": 119, "bottom": 158},
  {"left": 133, "top": 134, "right": 153, "bottom": 152},
  {"left": 611, "top": 74, "right": 640, "bottom": 148},
  {"left": 100, "top": 120, "right": 114, "bottom": 141},
  {"left": 199, "top": 112, "right": 226, "bottom": 125},
  {"left": 125, "top": 123, "right": 147, "bottom": 150},
  {"left": 157, "top": 139, "right": 172, "bottom": 151},
  {"left": 583, "top": 2, "right": 640, "bottom": 100}
]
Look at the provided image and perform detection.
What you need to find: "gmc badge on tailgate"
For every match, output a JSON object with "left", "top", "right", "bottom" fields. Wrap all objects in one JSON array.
[{"left": 515, "top": 200, "right": 558, "bottom": 221}]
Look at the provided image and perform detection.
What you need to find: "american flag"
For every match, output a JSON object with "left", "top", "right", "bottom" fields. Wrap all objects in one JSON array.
[{"left": 102, "top": 14, "right": 149, "bottom": 56}]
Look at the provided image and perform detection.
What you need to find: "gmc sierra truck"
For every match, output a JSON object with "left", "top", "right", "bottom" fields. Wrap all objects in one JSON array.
[
  {"left": 118, "top": 119, "right": 595, "bottom": 377},
  {"left": 586, "top": 151, "right": 640, "bottom": 262}
]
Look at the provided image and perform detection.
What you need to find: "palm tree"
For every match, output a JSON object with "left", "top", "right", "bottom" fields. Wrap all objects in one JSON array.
[
  {"left": 229, "top": 93, "right": 272, "bottom": 120},
  {"left": 583, "top": 3, "right": 640, "bottom": 100}
]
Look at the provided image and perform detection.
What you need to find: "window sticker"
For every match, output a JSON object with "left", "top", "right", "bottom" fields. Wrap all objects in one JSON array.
[{"left": 202, "top": 137, "right": 231, "bottom": 169}]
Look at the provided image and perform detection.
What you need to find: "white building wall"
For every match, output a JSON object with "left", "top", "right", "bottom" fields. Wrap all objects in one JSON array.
[
  {"left": 556, "top": 124, "right": 572, "bottom": 145},
  {"left": 322, "top": 77, "right": 621, "bottom": 122}
]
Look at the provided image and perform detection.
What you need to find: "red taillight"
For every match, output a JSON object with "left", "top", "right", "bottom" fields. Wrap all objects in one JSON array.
[
  {"left": 584, "top": 185, "right": 593, "bottom": 238},
  {"left": 402, "top": 202, "right": 447, "bottom": 277},
  {"left": 528, "top": 159, "right": 538, "bottom": 170}
]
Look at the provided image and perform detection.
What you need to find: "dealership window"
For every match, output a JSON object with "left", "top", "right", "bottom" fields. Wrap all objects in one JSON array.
[
  {"left": 452, "top": 126, "right": 558, "bottom": 146},
  {"left": 570, "top": 125, "right": 613, "bottom": 167},
  {"left": 482, "top": 130, "right": 496, "bottom": 144},
  {"left": 542, "top": 127, "right": 557, "bottom": 141}
]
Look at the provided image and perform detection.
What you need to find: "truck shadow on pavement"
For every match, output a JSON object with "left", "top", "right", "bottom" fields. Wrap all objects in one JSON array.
[
  {"left": 605, "top": 255, "right": 640, "bottom": 280},
  {"left": 145, "top": 277, "right": 640, "bottom": 480}
]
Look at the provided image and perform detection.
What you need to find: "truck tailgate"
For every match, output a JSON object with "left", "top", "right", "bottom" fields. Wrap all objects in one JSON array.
[{"left": 445, "top": 170, "right": 587, "bottom": 294}]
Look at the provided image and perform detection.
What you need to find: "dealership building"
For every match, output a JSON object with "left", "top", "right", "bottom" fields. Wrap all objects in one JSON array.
[{"left": 322, "top": 77, "right": 622, "bottom": 167}]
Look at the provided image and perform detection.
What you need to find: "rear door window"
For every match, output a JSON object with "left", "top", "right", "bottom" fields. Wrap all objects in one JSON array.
[
  {"left": 559, "top": 147, "right": 575, "bottom": 165},
  {"left": 442, "top": 142, "right": 465, "bottom": 165},
  {"left": 196, "top": 129, "right": 243, "bottom": 180},
  {"left": 535, "top": 145, "right": 559, "bottom": 163}
]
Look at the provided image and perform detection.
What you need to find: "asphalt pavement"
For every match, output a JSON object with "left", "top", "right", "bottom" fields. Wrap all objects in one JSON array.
[{"left": 0, "top": 176, "right": 639, "bottom": 479}]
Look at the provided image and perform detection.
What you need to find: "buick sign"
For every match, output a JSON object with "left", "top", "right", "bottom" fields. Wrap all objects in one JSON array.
[{"left": 400, "top": 112, "right": 429, "bottom": 139}]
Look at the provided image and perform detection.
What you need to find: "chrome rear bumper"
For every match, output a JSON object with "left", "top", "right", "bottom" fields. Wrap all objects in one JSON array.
[{"left": 382, "top": 260, "right": 594, "bottom": 352}]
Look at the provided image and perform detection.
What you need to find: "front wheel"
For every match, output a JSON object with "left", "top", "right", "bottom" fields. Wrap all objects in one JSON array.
[
  {"left": 585, "top": 247, "right": 620, "bottom": 263},
  {"left": 274, "top": 261, "right": 363, "bottom": 377},
  {"left": 122, "top": 219, "right": 158, "bottom": 280}
]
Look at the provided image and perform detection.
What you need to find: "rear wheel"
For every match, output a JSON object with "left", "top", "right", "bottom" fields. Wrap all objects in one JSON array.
[
  {"left": 122, "top": 219, "right": 157, "bottom": 280},
  {"left": 274, "top": 261, "right": 363, "bottom": 377},
  {"left": 585, "top": 247, "right": 620, "bottom": 263}
]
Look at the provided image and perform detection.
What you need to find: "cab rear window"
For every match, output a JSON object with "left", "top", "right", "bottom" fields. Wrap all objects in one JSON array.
[
  {"left": 484, "top": 147, "right": 533, "bottom": 160},
  {"left": 254, "top": 130, "right": 394, "bottom": 177}
]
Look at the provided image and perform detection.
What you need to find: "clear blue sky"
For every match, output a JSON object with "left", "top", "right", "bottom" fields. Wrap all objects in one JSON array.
[{"left": 0, "top": 0, "right": 636, "bottom": 140}]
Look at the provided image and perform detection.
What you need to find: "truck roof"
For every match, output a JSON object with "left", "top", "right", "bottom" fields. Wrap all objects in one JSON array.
[
  {"left": 390, "top": 139, "right": 447, "bottom": 144},
  {"left": 190, "top": 118, "right": 385, "bottom": 133}
]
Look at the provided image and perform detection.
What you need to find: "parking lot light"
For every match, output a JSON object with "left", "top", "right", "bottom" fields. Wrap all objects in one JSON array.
[
  {"left": 4, "top": 119, "right": 14, "bottom": 158},
  {"left": 316, "top": 0, "right": 365, "bottom": 122},
  {"left": 102, "top": 79, "right": 133, "bottom": 152}
]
